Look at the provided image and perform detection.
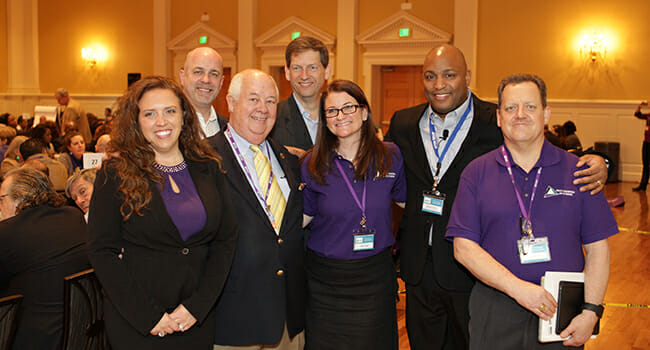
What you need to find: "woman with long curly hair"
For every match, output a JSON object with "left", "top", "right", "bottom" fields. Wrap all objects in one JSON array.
[
  {"left": 301, "top": 80, "right": 406, "bottom": 349},
  {"left": 87, "top": 76, "right": 237, "bottom": 349}
]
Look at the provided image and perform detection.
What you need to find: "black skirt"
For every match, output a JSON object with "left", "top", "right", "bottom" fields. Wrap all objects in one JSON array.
[{"left": 305, "top": 248, "right": 398, "bottom": 350}]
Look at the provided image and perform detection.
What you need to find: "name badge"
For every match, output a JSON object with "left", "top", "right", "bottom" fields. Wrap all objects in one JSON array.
[
  {"left": 517, "top": 236, "right": 551, "bottom": 264},
  {"left": 353, "top": 228, "right": 376, "bottom": 251},
  {"left": 422, "top": 191, "right": 445, "bottom": 215}
]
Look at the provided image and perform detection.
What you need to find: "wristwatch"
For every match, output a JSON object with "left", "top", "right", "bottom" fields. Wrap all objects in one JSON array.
[{"left": 581, "top": 303, "right": 604, "bottom": 318}]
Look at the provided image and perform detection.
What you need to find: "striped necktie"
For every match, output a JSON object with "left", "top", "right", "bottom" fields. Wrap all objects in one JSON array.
[{"left": 250, "top": 144, "right": 286, "bottom": 231}]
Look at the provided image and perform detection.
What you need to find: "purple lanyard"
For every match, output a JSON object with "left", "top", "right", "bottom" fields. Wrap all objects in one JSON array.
[
  {"left": 334, "top": 158, "right": 368, "bottom": 227},
  {"left": 500, "top": 146, "right": 542, "bottom": 223},
  {"left": 225, "top": 127, "right": 275, "bottom": 210}
]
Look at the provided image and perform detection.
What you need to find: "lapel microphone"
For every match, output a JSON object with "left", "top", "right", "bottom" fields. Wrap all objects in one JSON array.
[{"left": 441, "top": 129, "right": 449, "bottom": 141}]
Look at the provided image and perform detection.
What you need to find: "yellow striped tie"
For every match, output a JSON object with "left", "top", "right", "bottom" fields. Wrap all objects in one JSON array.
[{"left": 250, "top": 145, "right": 286, "bottom": 231}]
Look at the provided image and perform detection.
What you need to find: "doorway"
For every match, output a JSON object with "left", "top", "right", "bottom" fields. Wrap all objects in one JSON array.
[
  {"left": 378, "top": 65, "right": 425, "bottom": 135},
  {"left": 211, "top": 67, "right": 232, "bottom": 118}
]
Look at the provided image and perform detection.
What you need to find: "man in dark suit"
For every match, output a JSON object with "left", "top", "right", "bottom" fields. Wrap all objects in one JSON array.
[
  {"left": 180, "top": 47, "right": 228, "bottom": 137},
  {"left": 270, "top": 36, "right": 331, "bottom": 158},
  {"left": 386, "top": 45, "right": 608, "bottom": 350},
  {"left": 208, "top": 69, "right": 306, "bottom": 349}
]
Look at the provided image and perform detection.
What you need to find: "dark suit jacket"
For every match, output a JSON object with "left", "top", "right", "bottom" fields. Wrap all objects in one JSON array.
[
  {"left": 270, "top": 96, "right": 314, "bottom": 151},
  {"left": 87, "top": 158, "right": 237, "bottom": 349},
  {"left": 207, "top": 133, "right": 306, "bottom": 345},
  {"left": 0, "top": 205, "right": 89, "bottom": 350},
  {"left": 385, "top": 96, "right": 503, "bottom": 292},
  {"left": 217, "top": 113, "right": 228, "bottom": 132}
]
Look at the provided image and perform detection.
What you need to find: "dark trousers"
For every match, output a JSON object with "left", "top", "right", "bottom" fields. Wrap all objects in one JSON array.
[
  {"left": 469, "top": 282, "right": 582, "bottom": 350},
  {"left": 640, "top": 142, "right": 650, "bottom": 188},
  {"left": 405, "top": 250, "right": 470, "bottom": 350}
]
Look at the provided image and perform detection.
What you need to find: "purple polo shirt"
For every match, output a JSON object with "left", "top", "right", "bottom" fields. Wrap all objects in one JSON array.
[
  {"left": 302, "top": 142, "right": 407, "bottom": 260},
  {"left": 446, "top": 141, "right": 618, "bottom": 283}
]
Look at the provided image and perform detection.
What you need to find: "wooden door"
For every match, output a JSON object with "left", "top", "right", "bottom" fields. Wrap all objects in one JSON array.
[
  {"left": 270, "top": 66, "right": 293, "bottom": 102},
  {"left": 379, "top": 65, "right": 426, "bottom": 135},
  {"left": 212, "top": 67, "right": 232, "bottom": 118}
]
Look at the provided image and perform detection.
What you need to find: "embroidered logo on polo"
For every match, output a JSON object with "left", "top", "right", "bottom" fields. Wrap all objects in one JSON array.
[{"left": 543, "top": 185, "right": 575, "bottom": 198}]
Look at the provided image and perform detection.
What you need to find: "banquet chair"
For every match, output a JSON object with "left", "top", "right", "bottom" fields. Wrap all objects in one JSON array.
[
  {"left": 0, "top": 294, "right": 23, "bottom": 350},
  {"left": 61, "top": 269, "right": 110, "bottom": 350}
]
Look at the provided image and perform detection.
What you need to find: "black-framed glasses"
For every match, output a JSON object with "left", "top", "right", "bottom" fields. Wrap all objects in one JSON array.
[{"left": 325, "top": 104, "right": 362, "bottom": 118}]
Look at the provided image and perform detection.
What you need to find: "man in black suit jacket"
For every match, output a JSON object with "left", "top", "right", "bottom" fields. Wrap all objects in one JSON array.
[
  {"left": 386, "top": 45, "right": 608, "bottom": 350},
  {"left": 208, "top": 69, "right": 306, "bottom": 349},
  {"left": 180, "top": 47, "right": 228, "bottom": 138},
  {"left": 270, "top": 36, "right": 331, "bottom": 158}
]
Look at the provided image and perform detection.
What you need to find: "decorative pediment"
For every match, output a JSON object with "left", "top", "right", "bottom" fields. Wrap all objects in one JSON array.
[
  {"left": 167, "top": 22, "right": 236, "bottom": 53},
  {"left": 255, "top": 16, "right": 335, "bottom": 50},
  {"left": 357, "top": 10, "right": 451, "bottom": 49}
]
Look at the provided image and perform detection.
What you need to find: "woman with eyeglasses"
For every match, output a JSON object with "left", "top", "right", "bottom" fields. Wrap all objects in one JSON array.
[{"left": 301, "top": 80, "right": 406, "bottom": 349}]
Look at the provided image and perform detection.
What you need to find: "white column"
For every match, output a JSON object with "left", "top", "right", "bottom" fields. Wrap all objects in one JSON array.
[
  {"left": 152, "top": 0, "right": 171, "bottom": 77},
  {"left": 238, "top": 0, "right": 257, "bottom": 70},
  {"left": 336, "top": 0, "right": 358, "bottom": 81},
  {"left": 454, "top": 0, "right": 478, "bottom": 90},
  {"left": 7, "top": 0, "right": 40, "bottom": 93}
]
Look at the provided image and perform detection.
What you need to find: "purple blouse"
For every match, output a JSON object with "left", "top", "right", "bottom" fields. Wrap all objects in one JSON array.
[
  {"left": 155, "top": 161, "right": 207, "bottom": 241},
  {"left": 302, "top": 142, "right": 407, "bottom": 260}
]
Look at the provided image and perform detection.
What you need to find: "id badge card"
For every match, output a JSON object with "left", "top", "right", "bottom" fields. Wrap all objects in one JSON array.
[
  {"left": 517, "top": 236, "right": 551, "bottom": 264},
  {"left": 422, "top": 191, "right": 445, "bottom": 215},
  {"left": 353, "top": 227, "right": 376, "bottom": 251}
]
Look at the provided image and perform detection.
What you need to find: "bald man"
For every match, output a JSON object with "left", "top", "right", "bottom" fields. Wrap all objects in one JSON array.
[
  {"left": 180, "top": 47, "right": 228, "bottom": 138},
  {"left": 385, "top": 45, "right": 608, "bottom": 349},
  {"left": 208, "top": 70, "right": 306, "bottom": 349}
]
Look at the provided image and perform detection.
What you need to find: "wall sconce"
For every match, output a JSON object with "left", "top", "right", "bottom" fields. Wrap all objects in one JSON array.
[
  {"left": 81, "top": 48, "right": 98, "bottom": 67},
  {"left": 80, "top": 45, "right": 108, "bottom": 68},
  {"left": 579, "top": 32, "right": 607, "bottom": 62}
]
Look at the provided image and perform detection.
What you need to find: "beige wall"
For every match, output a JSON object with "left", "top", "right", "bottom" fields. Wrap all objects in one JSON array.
[
  {"left": 359, "top": 0, "right": 454, "bottom": 34},
  {"left": 476, "top": 0, "right": 650, "bottom": 100},
  {"left": 170, "top": 0, "right": 238, "bottom": 40},
  {"left": 38, "top": 0, "right": 153, "bottom": 94},
  {"left": 0, "top": 0, "right": 8, "bottom": 92}
]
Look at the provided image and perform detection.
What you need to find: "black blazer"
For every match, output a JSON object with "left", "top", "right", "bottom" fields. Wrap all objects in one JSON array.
[
  {"left": 270, "top": 96, "right": 314, "bottom": 151},
  {"left": 385, "top": 96, "right": 503, "bottom": 292},
  {"left": 217, "top": 113, "right": 228, "bottom": 132},
  {"left": 0, "top": 205, "right": 89, "bottom": 350},
  {"left": 207, "top": 133, "right": 307, "bottom": 345},
  {"left": 87, "top": 158, "right": 237, "bottom": 349}
]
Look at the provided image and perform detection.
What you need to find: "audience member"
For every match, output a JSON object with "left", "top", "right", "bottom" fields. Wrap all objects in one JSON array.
[
  {"left": 95, "top": 134, "right": 111, "bottom": 153},
  {"left": 87, "top": 76, "right": 237, "bottom": 348},
  {"left": 56, "top": 132, "right": 86, "bottom": 175},
  {"left": 447, "top": 74, "right": 617, "bottom": 349},
  {"left": 16, "top": 115, "right": 30, "bottom": 135},
  {"left": 0, "top": 125, "right": 17, "bottom": 163},
  {"left": 19, "top": 138, "right": 68, "bottom": 191},
  {"left": 384, "top": 44, "right": 607, "bottom": 350},
  {"left": 22, "top": 158, "right": 50, "bottom": 176},
  {"left": 633, "top": 101, "right": 650, "bottom": 191},
  {"left": 207, "top": 69, "right": 306, "bottom": 349},
  {"left": 65, "top": 168, "right": 97, "bottom": 222},
  {"left": 1, "top": 135, "right": 28, "bottom": 178},
  {"left": 562, "top": 120, "right": 582, "bottom": 151},
  {"left": 0, "top": 167, "right": 89, "bottom": 349},
  {"left": 270, "top": 36, "right": 332, "bottom": 157},
  {"left": 0, "top": 113, "right": 18, "bottom": 128},
  {"left": 55, "top": 88, "right": 92, "bottom": 144},
  {"left": 54, "top": 121, "right": 78, "bottom": 152},
  {"left": 544, "top": 124, "right": 562, "bottom": 148},
  {"left": 179, "top": 47, "right": 228, "bottom": 138},
  {"left": 301, "top": 80, "right": 406, "bottom": 349},
  {"left": 30, "top": 123, "right": 56, "bottom": 156}
]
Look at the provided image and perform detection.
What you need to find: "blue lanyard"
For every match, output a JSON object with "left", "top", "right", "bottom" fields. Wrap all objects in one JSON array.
[{"left": 429, "top": 91, "right": 473, "bottom": 178}]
